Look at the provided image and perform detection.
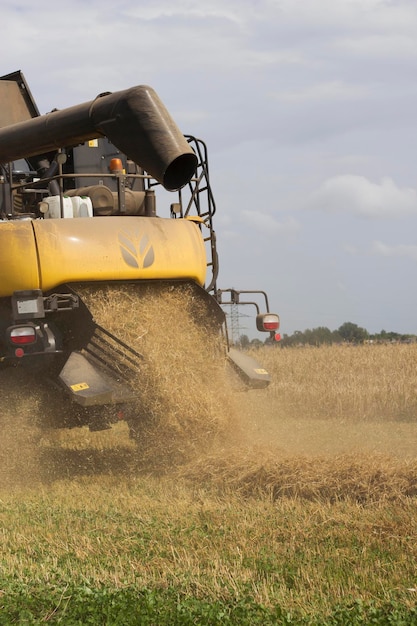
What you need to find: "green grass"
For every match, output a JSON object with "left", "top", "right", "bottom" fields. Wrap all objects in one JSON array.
[
  {"left": 1, "top": 476, "right": 417, "bottom": 624},
  {"left": 3, "top": 342, "right": 417, "bottom": 623},
  {"left": 2, "top": 584, "right": 416, "bottom": 625}
]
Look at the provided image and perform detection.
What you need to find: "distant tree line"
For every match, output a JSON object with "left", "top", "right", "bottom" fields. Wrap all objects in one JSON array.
[{"left": 237, "top": 322, "right": 417, "bottom": 348}]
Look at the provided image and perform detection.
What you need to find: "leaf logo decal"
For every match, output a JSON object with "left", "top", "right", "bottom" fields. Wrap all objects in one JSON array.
[{"left": 118, "top": 231, "right": 155, "bottom": 269}]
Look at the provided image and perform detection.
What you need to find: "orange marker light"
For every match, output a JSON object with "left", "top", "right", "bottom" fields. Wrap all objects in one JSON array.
[{"left": 109, "top": 158, "right": 123, "bottom": 173}]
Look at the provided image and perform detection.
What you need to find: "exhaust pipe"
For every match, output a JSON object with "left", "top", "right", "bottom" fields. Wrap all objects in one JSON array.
[{"left": 0, "top": 85, "right": 197, "bottom": 191}]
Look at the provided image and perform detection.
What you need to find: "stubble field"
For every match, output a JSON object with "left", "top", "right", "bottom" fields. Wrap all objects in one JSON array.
[{"left": 1, "top": 305, "right": 417, "bottom": 624}]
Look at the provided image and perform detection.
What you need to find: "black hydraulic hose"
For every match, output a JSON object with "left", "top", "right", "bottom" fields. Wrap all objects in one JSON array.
[{"left": 37, "top": 158, "right": 60, "bottom": 196}]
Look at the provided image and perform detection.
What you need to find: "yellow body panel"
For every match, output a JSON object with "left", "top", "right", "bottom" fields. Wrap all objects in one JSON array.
[
  {"left": 0, "top": 216, "right": 207, "bottom": 297},
  {"left": 0, "top": 221, "right": 40, "bottom": 295}
]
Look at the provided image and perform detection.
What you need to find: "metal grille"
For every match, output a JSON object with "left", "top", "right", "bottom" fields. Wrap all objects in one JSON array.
[{"left": 84, "top": 323, "right": 144, "bottom": 383}]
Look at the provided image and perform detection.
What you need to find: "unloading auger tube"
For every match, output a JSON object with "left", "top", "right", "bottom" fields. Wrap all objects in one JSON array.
[{"left": 0, "top": 85, "right": 197, "bottom": 191}]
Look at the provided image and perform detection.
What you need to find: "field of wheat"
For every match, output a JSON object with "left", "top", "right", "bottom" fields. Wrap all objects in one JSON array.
[{"left": 1, "top": 297, "right": 417, "bottom": 623}]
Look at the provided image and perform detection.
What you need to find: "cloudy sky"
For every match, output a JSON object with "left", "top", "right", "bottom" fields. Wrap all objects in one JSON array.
[{"left": 4, "top": 0, "right": 417, "bottom": 337}]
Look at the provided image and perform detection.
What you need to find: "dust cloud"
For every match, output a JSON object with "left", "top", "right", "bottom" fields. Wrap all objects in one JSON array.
[
  {"left": 0, "top": 370, "right": 43, "bottom": 487},
  {"left": 1, "top": 284, "right": 417, "bottom": 501},
  {"left": 78, "top": 282, "right": 242, "bottom": 471}
]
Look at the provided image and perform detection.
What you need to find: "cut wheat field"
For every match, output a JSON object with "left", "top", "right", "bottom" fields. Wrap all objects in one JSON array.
[{"left": 1, "top": 327, "right": 417, "bottom": 623}]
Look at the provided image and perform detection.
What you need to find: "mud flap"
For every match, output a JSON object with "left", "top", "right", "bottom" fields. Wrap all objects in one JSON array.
[
  {"left": 59, "top": 351, "right": 135, "bottom": 407},
  {"left": 227, "top": 347, "right": 271, "bottom": 389}
]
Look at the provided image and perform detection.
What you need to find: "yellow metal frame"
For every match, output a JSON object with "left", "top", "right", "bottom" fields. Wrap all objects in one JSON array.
[{"left": 0, "top": 216, "right": 207, "bottom": 297}]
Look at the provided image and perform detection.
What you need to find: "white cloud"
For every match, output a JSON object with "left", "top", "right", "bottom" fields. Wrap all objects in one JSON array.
[
  {"left": 2, "top": 0, "right": 417, "bottom": 336},
  {"left": 371, "top": 241, "right": 417, "bottom": 261},
  {"left": 241, "top": 211, "right": 301, "bottom": 235},
  {"left": 310, "top": 175, "right": 417, "bottom": 217},
  {"left": 274, "top": 81, "right": 370, "bottom": 103},
  {"left": 123, "top": 0, "right": 247, "bottom": 27},
  {"left": 339, "top": 34, "right": 417, "bottom": 59},
  {"left": 275, "top": 0, "right": 417, "bottom": 33},
  {"left": 343, "top": 244, "right": 359, "bottom": 255},
  {"left": 219, "top": 229, "right": 241, "bottom": 242}
]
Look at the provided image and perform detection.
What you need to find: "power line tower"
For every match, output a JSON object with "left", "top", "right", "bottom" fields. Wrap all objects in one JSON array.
[{"left": 228, "top": 301, "right": 240, "bottom": 345}]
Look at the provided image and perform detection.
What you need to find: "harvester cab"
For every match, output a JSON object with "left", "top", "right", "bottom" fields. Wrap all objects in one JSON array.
[{"left": 0, "top": 70, "right": 278, "bottom": 434}]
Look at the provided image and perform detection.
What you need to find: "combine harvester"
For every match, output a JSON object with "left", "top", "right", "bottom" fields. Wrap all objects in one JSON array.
[{"left": 0, "top": 70, "right": 279, "bottom": 436}]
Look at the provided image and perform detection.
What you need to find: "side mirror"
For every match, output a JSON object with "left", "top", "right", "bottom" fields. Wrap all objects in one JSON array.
[{"left": 256, "top": 313, "right": 280, "bottom": 333}]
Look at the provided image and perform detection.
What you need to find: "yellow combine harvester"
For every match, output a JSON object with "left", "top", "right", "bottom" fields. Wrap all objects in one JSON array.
[{"left": 0, "top": 70, "right": 279, "bottom": 434}]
